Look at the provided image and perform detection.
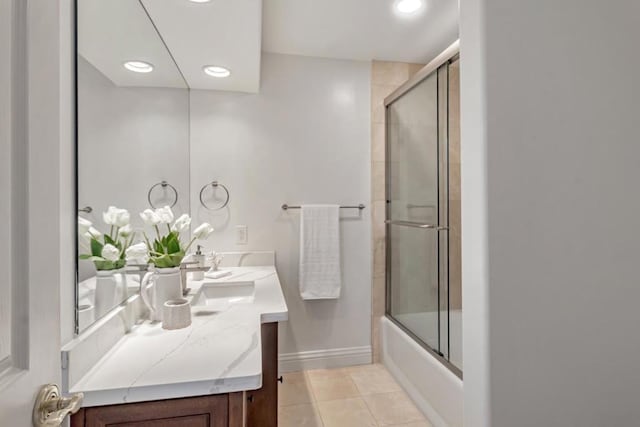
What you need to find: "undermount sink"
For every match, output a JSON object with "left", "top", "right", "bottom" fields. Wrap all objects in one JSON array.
[{"left": 192, "top": 281, "right": 255, "bottom": 309}]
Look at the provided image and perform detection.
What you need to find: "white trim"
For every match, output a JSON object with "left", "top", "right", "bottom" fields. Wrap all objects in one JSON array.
[{"left": 278, "top": 346, "right": 371, "bottom": 373}]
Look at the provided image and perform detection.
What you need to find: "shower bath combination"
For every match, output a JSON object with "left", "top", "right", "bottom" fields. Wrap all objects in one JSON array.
[{"left": 382, "top": 41, "right": 463, "bottom": 426}]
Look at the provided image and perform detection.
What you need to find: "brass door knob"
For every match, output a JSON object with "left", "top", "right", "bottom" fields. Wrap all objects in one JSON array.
[{"left": 32, "top": 384, "right": 83, "bottom": 427}]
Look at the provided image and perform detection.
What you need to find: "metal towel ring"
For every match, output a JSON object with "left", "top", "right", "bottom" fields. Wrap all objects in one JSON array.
[
  {"left": 147, "top": 180, "right": 178, "bottom": 209},
  {"left": 199, "top": 181, "right": 230, "bottom": 211}
]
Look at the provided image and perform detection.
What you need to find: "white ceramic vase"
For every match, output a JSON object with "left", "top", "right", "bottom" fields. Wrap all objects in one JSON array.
[
  {"left": 94, "top": 268, "right": 127, "bottom": 318},
  {"left": 141, "top": 267, "right": 182, "bottom": 322}
]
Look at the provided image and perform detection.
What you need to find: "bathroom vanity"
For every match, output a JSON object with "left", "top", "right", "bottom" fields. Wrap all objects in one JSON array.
[
  {"left": 71, "top": 325, "right": 275, "bottom": 427},
  {"left": 65, "top": 265, "right": 287, "bottom": 427}
]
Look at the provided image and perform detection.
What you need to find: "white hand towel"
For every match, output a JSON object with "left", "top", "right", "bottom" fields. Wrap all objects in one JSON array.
[{"left": 299, "top": 205, "right": 342, "bottom": 300}]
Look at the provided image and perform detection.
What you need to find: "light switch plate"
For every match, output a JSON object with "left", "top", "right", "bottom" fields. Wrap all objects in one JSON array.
[{"left": 236, "top": 225, "right": 248, "bottom": 245}]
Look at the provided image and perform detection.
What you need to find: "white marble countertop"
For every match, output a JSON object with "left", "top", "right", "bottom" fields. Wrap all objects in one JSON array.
[{"left": 70, "top": 266, "right": 288, "bottom": 407}]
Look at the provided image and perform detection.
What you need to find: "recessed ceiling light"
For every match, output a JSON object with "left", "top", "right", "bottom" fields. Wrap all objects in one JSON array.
[
  {"left": 395, "top": 0, "right": 423, "bottom": 14},
  {"left": 203, "top": 65, "right": 231, "bottom": 78},
  {"left": 123, "top": 61, "right": 154, "bottom": 73},
  {"left": 188, "top": 0, "right": 212, "bottom": 3}
]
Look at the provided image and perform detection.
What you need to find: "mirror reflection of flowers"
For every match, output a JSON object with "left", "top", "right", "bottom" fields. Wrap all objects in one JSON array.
[
  {"left": 78, "top": 206, "right": 145, "bottom": 271},
  {"left": 139, "top": 206, "right": 214, "bottom": 269}
]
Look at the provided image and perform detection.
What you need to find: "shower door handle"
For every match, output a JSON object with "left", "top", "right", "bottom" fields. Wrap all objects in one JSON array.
[{"left": 384, "top": 220, "right": 449, "bottom": 230}]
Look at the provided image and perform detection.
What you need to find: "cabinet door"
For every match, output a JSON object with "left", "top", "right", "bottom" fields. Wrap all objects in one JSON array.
[
  {"left": 83, "top": 395, "right": 229, "bottom": 427},
  {"left": 246, "top": 322, "right": 278, "bottom": 427}
]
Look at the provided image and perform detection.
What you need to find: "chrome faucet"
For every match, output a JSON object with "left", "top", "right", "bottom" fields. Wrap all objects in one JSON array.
[{"left": 180, "top": 261, "right": 209, "bottom": 296}]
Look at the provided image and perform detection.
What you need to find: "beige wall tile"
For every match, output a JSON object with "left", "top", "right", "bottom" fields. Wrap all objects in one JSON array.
[
  {"left": 371, "top": 318, "right": 380, "bottom": 363},
  {"left": 373, "top": 238, "right": 386, "bottom": 277},
  {"left": 372, "top": 61, "right": 412, "bottom": 86},
  {"left": 372, "top": 84, "right": 400, "bottom": 124},
  {"left": 448, "top": 58, "right": 461, "bottom": 311},
  {"left": 449, "top": 200, "right": 462, "bottom": 310},
  {"left": 409, "top": 63, "right": 426, "bottom": 77},
  {"left": 279, "top": 371, "right": 315, "bottom": 407},
  {"left": 317, "top": 398, "right": 377, "bottom": 427},
  {"left": 372, "top": 161, "right": 386, "bottom": 201},
  {"left": 449, "top": 161, "right": 461, "bottom": 200},
  {"left": 372, "top": 200, "right": 386, "bottom": 238},
  {"left": 372, "top": 123, "right": 386, "bottom": 162},
  {"left": 279, "top": 403, "right": 324, "bottom": 427},
  {"left": 363, "top": 391, "right": 426, "bottom": 426},
  {"left": 372, "top": 275, "right": 386, "bottom": 317}
]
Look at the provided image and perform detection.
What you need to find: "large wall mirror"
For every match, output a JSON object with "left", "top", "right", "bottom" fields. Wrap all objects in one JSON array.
[{"left": 76, "top": 0, "right": 190, "bottom": 333}]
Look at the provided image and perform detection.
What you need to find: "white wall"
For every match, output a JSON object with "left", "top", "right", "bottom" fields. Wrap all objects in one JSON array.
[
  {"left": 60, "top": 0, "right": 76, "bottom": 345},
  {"left": 77, "top": 56, "right": 190, "bottom": 281},
  {"left": 460, "top": 1, "right": 640, "bottom": 426},
  {"left": 190, "top": 53, "right": 372, "bottom": 363},
  {"left": 0, "top": 0, "right": 12, "bottom": 364},
  {"left": 459, "top": 0, "right": 490, "bottom": 424}
]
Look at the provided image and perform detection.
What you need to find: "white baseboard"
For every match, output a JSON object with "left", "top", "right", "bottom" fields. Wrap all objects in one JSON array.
[{"left": 279, "top": 346, "right": 372, "bottom": 373}]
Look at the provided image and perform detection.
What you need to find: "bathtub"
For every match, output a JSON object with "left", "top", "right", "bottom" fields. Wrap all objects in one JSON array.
[{"left": 381, "top": 316, "right": 463, "bottom": 427}]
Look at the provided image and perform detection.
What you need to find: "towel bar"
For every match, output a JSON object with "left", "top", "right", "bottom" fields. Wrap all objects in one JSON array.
[{"left": 282, "top": 204, "right": 365, "bottom": 210}]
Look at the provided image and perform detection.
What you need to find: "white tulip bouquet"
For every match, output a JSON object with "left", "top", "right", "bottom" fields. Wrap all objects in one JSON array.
[
  {"left": 78, "top": 206, "right": 146, "bottom": 271},
  {"left": 139, "top": 206, "right": 213, "bottom": 269}
]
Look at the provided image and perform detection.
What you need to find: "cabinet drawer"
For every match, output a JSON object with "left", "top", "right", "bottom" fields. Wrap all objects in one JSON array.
[
  {"left": 80, "top": 395, "right": 228, "bottom": 427},
  {"left": 108, "top": 414, "right": 211, "bottom": 427}
]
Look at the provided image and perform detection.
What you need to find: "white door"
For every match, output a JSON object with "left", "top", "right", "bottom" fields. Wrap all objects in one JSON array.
[{"left": 0, "top": 0, "right": 71, "bottom": 425}]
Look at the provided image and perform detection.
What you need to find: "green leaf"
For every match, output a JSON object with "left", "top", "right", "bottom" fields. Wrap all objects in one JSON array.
[
  {"left": 166, "top": 235, "right": 180, "bottom": 254},
  {"left": 104, "top": 234, "right": 116, "bottom": 246},
  {"left": 152, "top": 254, "right": 171, "bottom": 268},
  {"left": 79, "top": 254, "right": 92, "bottom": 260},
  {"left": 151, "top": 250, "right": 185, "bottom": 268},
  {"left": 90, "top": 239, "right": 104, "bottom": 257},
  {"left": 154, "top": 240, "right": 164, "bottom": 254},
  {"left": 94, "top": 260, "right": 114, "bottom": 270},
  {"left": 168, "top": 252, "right": 185, "bottom": 266}
]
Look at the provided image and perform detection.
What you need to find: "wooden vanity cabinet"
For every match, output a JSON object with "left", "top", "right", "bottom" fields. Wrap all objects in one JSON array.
[
  {"left": 246, "top": 322, "right": 278, "bottom": 427},
  {"left": 71, "top": 322, "right": 279, "bottom": 427}
]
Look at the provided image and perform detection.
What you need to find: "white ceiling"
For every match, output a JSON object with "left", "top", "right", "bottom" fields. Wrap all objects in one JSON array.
[
  {"left": 263, "top": 0, "right": 459, "bottom": 64},
  {"left": 78, "top": 0, "right": 186, "bottom": 89},
  {"left": 78, "top": 0, "right": 458, "bottom": 92},
  {"left": 141, "top": 0, "right": 262, "bottom": 93}
]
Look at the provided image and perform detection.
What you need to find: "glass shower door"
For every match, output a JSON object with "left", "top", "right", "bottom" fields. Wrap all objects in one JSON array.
[{"left": 386, "top": 71, "right": 442, "bottom": 351}]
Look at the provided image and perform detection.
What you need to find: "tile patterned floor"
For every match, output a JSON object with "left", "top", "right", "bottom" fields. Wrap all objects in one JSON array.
[{"left": 278, "top": 364, "right": 433, "bottom": 427}]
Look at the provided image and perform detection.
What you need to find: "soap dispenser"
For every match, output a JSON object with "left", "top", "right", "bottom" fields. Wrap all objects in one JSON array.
[{"left": 192, "top": 245, "right": 205, "bottom": 280}]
